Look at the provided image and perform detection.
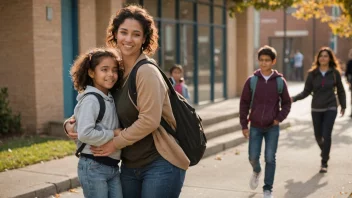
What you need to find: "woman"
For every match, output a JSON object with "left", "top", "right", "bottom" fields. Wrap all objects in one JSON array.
[
  {"left": 291, "top": 47, "right": 346, "bottom": 173},
  {"left": 65, "top": 5, "right": 189, "bottom": 198}
]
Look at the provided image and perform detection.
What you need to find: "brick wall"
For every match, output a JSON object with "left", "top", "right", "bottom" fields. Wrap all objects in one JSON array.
[
  {"left": 260, "top": 9, "right": 352, "bottom": 77},
  {"left": 0, "top": 0, "right": 37, "bottom": 132},
  {"left": 32, "top": 0, "right": 63, "bottom": 133}
]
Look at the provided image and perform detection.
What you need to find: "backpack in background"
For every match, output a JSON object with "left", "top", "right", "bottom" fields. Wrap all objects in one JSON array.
[{"left": 128, "top": 59, "right": 207, "bottom": 166}]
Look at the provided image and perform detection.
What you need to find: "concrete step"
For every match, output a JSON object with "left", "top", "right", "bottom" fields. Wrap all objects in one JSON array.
[
  {"left": 204, "top": 118, "right": 241, "bottom": 140},
  {"left": 201, "top": 112, "right": 239, "bottom": 128},
  {"left": 48, "top": 111, "right": 239, "bottom": 138},
  {"left": 202, "top": 122, "right": 291, "bottom": 159}
]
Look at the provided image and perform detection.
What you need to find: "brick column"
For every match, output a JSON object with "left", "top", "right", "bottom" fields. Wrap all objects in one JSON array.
[
  {"left": 235, "top": 7, "right": 254, "bottom": 96},
  {"left": 226, "top": 13, "right": 237, "bottom": 98},
  {"left": 95, "top": 0, "right": 124, "bottom": 47},
  {"left": 32, "top": 0, "right": 64, "bottom": 133},
  {"left": 79, "top": 0, "right": 97, "bottom": 52}
]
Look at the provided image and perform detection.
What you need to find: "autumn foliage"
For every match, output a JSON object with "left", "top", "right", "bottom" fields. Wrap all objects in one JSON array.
[{"left": 228, "top": 0, "right": 352, "bottom": 38}]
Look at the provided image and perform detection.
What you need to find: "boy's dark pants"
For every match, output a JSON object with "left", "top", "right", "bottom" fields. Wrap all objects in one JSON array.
[
  {"left": 311, "top": 110, "right": 337, "bottom": 167},
  {"left": 249, "top": 125, "right": 279, "bottom": 192}
]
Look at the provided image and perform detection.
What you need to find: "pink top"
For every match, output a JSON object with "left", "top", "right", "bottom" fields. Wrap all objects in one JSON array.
[{"left": 174, "top": 84, "right": 183, "bottom": 95}]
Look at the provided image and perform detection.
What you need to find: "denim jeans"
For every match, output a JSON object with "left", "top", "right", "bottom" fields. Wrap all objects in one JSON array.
[
  {"left": 77, "top": 157, "right": 123, "bottom": 198},
  {"left": 249, "top": 125, "right": 280, "bottom": 192},
  {"left": 311, "top": 110, "right": 337, "bottom": 167},
  {"left": 120, "top": 157, "right": 186, "bottom": 198}
]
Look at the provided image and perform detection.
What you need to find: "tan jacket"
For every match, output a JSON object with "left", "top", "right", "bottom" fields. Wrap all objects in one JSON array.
[{"left": 112, "top": 54, "right": 190, "bottom": 170}]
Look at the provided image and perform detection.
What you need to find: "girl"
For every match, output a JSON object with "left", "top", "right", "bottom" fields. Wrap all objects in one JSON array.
[
  {"left": 169, "top": 64, "right": 191, "bottom": 102},
  {"left": 65, "top": 5, "right": 189, "bottom": 198},
  {"left": 291, "top": 47, "right": 346, "bottom": 173},
  {"left": 69, "top": 48, "right": 123, "bottom": 198}
]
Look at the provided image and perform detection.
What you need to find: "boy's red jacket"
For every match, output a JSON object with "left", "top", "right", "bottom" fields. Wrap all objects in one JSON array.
[{"left": 240, "top": 69, "right": 291, "bottom": 130}]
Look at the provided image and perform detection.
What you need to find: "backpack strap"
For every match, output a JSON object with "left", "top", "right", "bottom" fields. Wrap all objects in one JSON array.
[
  {"left": 128, "top": 59, "right": 177, "bottom": 137},
  {"left": 276, "top": 77, "right": 284, "bottom": 94},
  {"left": 128, "top": 59, "right": 177, "bottom": 106},
  {"left": 249, "top": 75, "right": 258, "bottom": 109},
  {"left": 75, "top": 92, "right": 106, "bottom": 158}
]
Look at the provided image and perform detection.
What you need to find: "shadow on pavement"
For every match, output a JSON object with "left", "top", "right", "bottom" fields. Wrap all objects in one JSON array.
[
  {"left": 280, "top": 118, "right": 352, "bottom": 149},
  {"left": 247, "top": 192, "right": 258, "bottom": 198},
  {"left": 284, "top": 173, "right": 327, "bottom": 198}
]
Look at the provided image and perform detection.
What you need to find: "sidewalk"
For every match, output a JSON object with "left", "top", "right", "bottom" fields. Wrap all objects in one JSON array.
[
  {"left": 1, "top": 81, "right": 341, "bottom": 198},
  {"left": 0, "top": 93, "right": 241, "bottom": 198}
]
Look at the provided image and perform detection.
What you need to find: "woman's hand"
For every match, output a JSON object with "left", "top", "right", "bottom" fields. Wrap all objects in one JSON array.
[
  {"left": 290, "top": 97, "right": 294, "bottom": 103},
  {"left": 340, "top": 108, "right": 345, "bottom": 117},
  {"left": 90, "top": 140, "right": 117, "bottom": 156},
  {"left": 64, "top": 117, "right": 78, "bottom": 139}
]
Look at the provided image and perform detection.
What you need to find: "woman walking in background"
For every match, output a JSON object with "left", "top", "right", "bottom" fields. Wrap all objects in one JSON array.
[{"left": 291, "top": 47, "right": 346, "bottom": 173}]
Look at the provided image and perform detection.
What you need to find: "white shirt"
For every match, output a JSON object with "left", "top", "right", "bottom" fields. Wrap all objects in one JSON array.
[
  {"left": 261, "top": 71, "right": 274, "bottom": 82},
  {"left": 320, "top": 70, "right": 327, "bottom": 76},
  {"left": 294, "top": 52, "right": 304, "bottom": 68}
]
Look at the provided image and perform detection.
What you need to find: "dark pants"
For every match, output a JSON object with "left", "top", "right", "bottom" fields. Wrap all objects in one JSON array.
[
  {"left": 294, "top": 67, "right": 303, "bottom": 81},
  {"left": 120, "top": 157, "right": 186, "bottom": 198},
  {"left": 311, "top": 110, "right": 337, "bottom": 167},
  {"left": 249, "top": 125, "right": 280, "bottom": 192}
]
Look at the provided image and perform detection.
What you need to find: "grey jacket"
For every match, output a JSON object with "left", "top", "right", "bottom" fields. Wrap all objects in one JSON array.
[{"left": 74, "top": 86, "right": 121, "bottom": 160}]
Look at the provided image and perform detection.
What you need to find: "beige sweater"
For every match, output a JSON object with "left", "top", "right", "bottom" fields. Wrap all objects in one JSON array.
[{"left": 112, "top": 54, "right": 190, "bottom": 170}]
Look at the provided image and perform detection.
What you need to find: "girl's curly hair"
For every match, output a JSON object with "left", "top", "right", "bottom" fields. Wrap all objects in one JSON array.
[
  {"left": 106, "top": 5, "right": 158, "bottom": 56},
  {"left": 310, "top": 47, "right": 342, "bottom": 73},
  {"left": 70, "top": 48, "right": 124, "bottom": 92}
]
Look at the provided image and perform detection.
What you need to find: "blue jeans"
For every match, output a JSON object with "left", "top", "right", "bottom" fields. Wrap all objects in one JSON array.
[
  {"left": 120, "top": 157, "right": 186, "bottom": 198},
  {"left": 249, "top": 125, "right": 280, "bottom": 192},
  {"left": 78, "top": 157, "right": 123, "bottom": 198}
]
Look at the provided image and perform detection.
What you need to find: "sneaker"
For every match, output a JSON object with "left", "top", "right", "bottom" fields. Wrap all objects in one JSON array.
[
  {"left": 249, "top": 171, "right": 261, "bottom": 190},
  {"left": 263, "top": 190, "right": 273, "bottom": 198},
  {"left": 319, "top": 167, "right": 327, "bottom": 173}
]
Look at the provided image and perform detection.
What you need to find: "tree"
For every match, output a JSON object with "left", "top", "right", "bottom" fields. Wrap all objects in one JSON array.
[
  {"left": 292, "top": 0, "right": 352, "bottom": 38},
  {"left": 228, "top": 0, "right": 352, "bottom": 38}
]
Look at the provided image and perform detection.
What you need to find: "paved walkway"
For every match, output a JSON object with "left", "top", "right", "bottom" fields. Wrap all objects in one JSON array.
[
  {"left": 60, "top": 82, "right": 352, "bottom": 198},
  {"left": 2, "top": 81, "right": 352, "bottom": 198}
]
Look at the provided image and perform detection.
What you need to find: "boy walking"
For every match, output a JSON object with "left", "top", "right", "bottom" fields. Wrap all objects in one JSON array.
[{"left": 239, "top": 45, "right": 291, "bottom": 198}]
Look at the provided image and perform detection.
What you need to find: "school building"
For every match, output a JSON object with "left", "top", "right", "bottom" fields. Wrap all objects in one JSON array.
[
  {"left": 259, "top": 8, "right": 352, "bottom": 80},
  {"left": 0, "top": 0, "right": 256, "bottom": 134}
]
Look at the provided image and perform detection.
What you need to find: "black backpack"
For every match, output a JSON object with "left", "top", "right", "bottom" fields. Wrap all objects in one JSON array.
[
  {"left": 75, "top": 92, "right": 106, "bottom": 157},
  {"left": 128, "top": 59, "right": 207, "bottom": 166}
]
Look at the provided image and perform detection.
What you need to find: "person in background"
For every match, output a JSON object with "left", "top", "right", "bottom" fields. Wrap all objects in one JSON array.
[
  {"left": 240, "top": 45, "right": 291, "bottom": 198},
  {"left": 294, "top": 49, "right": 304, "bottom": 81},
  {"left": 169, "top": 64, "right": 191, "bottom": 102},
  {"left": 291, "top": 47, "right": 346, "bottom": 173},
  {"left": 345, "top": 49, "right": 352, "bottom": 117}
]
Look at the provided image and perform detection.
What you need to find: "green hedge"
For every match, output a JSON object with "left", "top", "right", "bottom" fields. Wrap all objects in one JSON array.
[{"left": 0, "top": 88, "right": 21, "bottom": 135}]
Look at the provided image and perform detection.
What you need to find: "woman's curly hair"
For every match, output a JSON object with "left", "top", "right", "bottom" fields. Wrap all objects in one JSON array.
[
  {"left": 70, "top": 48, "right": 124, "bottom": 92},
  {"left": 106, "top": 5, "right": 158, "bottom": 56},
  {"left": 310, "top": 47, "right": 342, "bottom": 73}
]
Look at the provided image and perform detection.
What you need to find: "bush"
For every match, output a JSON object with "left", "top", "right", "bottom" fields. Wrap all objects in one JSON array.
[{"left": 0, "top": 88, "right": 21, "bottom": 135}]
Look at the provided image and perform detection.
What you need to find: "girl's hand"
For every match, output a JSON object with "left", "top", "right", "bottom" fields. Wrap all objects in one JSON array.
[
  {"left": 64, "top": 117, "right": 78, "bottom": 139},
  {"left": 290, "top": 97, "right": 294, "bottom": 103},
  {"left": 91, "top": 140, "right": 117, "bottom": 156},
  {"left": 114, "top": 128, "right": 123, "bottom": 137}
]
